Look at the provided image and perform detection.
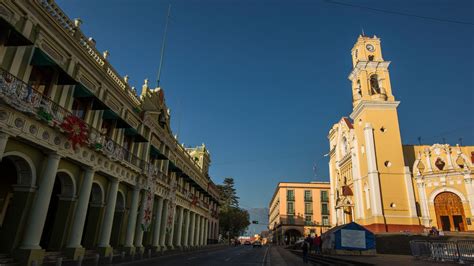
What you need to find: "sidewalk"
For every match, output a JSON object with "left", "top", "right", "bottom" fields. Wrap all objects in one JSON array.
[
  {"left": 327, "top": 254, "right": 459, "bottom": 266},
  {"left": 266, "top": 246, "right": 307, "bottom": 266}
]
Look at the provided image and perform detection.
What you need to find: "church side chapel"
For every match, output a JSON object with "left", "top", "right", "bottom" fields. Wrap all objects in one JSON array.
[{"left": 328, "top": 35, "right": 474, "bottom": 233}]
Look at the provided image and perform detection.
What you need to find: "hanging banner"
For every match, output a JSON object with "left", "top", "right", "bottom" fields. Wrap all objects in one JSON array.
[
  {"left": 165, "top": 178, "right": 177, "bottom": 234},
  {"left": 141, "top": 190, "right": 154, "bottom": 231}
]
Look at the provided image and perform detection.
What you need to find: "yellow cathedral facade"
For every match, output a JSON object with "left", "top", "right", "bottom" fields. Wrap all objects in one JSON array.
[{"left": 328, "top": 35, "right": 474, "bottom": 233}]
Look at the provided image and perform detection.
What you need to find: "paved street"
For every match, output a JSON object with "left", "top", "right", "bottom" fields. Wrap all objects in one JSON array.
[{"left": 120, "top": 245, "right": 308, "bottom": 266}]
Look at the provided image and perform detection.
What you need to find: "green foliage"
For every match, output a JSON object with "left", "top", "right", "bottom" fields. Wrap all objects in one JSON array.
[
  {"left": 37, "top": 107, "right": 53, "bottom": 122},
  {"left": 219, "top": 206, "right": 250, "bottom": 238},
  {"left": 216, "top": 177, "right": 239, "bottom": 210},
  {"left": 216, "top": 177, "right": 249, "bottom": 238}
]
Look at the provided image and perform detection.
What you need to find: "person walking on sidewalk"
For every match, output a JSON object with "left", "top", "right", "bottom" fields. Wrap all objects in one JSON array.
[
  {"left": 302, "top": 236, "right": 310, "bottom": 263},
  {"left": 313, "top": 234, "right": 320, "bottom": 254}
]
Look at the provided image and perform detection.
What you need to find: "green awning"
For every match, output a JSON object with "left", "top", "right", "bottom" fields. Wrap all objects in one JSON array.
[
  {"left": 73, "top": 84, "right": 108, "bottom": 110},
  {"left": 102, "top": 109, "right": 132, "bottom": 129},
  {"left": 73, "top": 84, "right": 93, "bottom": 97},
  {"left": 150, "top": 145, "right": 167, "bottom": 159},
  {"left": 124, "top": 127, "right": 148, "bottom": 142},
  {"left": 0, "top": 17, "right": 33, "bottom": 46},
  {"left": 30, "top": 48, "right": 77, "bottom": 85}
]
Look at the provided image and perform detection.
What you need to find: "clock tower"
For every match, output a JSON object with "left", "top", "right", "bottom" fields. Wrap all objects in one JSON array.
[{"left": 348, "top": 35, "right": 420, "bottom": 232}]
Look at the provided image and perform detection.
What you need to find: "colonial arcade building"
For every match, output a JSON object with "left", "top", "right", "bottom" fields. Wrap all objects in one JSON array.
[
  {"left": 328, "top": 35, "right": 474, "bottom": 233},
  {"left": 0, "top": 0, "right": 220, "bottom": 264}
]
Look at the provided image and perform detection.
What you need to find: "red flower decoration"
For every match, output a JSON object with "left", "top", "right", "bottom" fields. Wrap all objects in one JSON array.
[
  {"left": 61, "top": 115, "right": 89, "bottom": 149},
  {"left": 144, "top": 208, "right": 152, "bottom": 223}
]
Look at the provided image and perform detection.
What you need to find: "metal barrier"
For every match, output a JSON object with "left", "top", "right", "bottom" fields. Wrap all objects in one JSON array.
[
  {"left": 409, "top": 239, "right": 474, "bottom": 264},
  {"left": 457, "top": 240, "right": 474, "bottom": 263},
  {"left": 409, "top": 240, "right": 431, "bottom": 259},
  {"left": 430, "top": 241, "right": 458, "bottom": 262}
]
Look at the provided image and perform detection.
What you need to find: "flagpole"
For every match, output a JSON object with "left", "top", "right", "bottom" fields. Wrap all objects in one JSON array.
[{"left": 157, "top": 4, "right": 172, "bottom": 87}]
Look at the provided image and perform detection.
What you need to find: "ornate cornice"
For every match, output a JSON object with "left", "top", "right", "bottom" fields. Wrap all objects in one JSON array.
[
  {"left": 350, "top": 100, "right": 400, "bottom": 120},
  {"left": 348, "top": 61, "right": 391, "bottom": 81}
]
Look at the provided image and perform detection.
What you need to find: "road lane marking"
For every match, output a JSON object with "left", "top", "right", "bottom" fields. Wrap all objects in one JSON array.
[
  {"left": 262, "top": 246, "right": 270, "bottom": 266},
  {"left": 225, "top": 257, "right": 231, "bottom": 261},
  {"left": 187, "top": 256, "right": 197, "bottom": 260}
]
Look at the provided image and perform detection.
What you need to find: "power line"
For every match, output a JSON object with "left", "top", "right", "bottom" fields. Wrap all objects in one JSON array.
[{"left": 324, "top": 0, "right": 474, "bottom": 26}]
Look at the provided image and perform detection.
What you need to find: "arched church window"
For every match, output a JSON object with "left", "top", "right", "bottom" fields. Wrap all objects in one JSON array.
[
  {"left": 368, "top": 55, "right": 374, "bottom": 61},
  {"left": 370, "top": 74, "right": 381, "bottom": 95}
]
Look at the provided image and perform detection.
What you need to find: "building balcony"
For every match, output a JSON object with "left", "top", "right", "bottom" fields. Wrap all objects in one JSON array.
[
  {"left": 321, "top": 196, "right": 329, "bottom": 202},
  {"left": 0, "top": 68, "right": 145, "bottom": 170},
  {"left": 0, "top": 67, "right": 217, "bottom": 203},
  {"left": 304, "top": 197, "right": 313, "bottom": 202},
  {"left": 321, "top": 210, "right": 330, "bottom": 215},
  {"left": 287, "top": 196, "right": 295, "bottom": 201}
]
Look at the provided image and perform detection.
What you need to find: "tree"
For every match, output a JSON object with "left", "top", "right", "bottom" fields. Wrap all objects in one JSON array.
[
  {"left": 216, "top": 177, "right": 249, "bottom": 240},
  {"left": 219, "top": 206, "right": 250, "bottom": 239},
  {"left": 216, "top": 177, "right": 239, "bottom": 210}
]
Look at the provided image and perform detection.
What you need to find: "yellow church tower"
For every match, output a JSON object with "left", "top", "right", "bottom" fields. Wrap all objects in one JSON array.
[{"left": 348, "top": 35, "right": 421, "bottom": 232}]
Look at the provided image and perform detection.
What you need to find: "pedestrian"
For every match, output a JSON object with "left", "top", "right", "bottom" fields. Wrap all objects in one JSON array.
[
  {"left": 313, "top": 234, "right": 320, "bottom": 254},
  {"left": 302, "top": 235, "right": 310, "bottom": 263},
  {"left": 317, "top": 235, "right": 322, "bottom": 254},
  {"left": 305, "top": 235, "right": 313, "bottom": 254}
]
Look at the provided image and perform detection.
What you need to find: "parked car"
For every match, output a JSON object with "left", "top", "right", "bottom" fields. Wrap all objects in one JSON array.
[
  {"left": 244, "top": 240, "right": 251, "bottom": 245},
  {"left": 291, "top": 239, "right": 305, "bottom": 249},
  {"left": 253, "top": 241, "right": 262, "bottom": 247}
]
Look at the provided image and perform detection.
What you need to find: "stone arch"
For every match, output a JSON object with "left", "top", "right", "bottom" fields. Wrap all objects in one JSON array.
[
  {"left": 284, "top": 228, "right": 302, "bottom": 245},
  {"left": 116, "top": 190, "right": 126, "bottom": 211},
  {"left": 56, "top": 169, "right": 76, "bottom": 198},
  {"left": 433, "top": 191, "right": 467, "bottom": 231},
  {"left": 90, "top": 182, "right": 104, "bottom": 205},
  {"left": 2, "top": 151, "right": 36, "bottom": 187},
  {"left": 429, "top": 187, "right": 467, "bottom": 204},
  {"left": 369, "top": 74, "right": 380, "bottom": 95}
]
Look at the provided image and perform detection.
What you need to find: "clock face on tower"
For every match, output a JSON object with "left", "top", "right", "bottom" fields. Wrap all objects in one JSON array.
[{"left": 366, "top": 44, "right": 375, "bottom": 52}]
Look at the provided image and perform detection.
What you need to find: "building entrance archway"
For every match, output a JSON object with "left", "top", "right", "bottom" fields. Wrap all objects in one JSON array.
[
  {"left": 434, "top": 192, "right": 467, "bottom": 232},
  {"left": 39, "top": 171, "right": 76, "bottom": 250},
  {"left": 82, "top": 183, "right": 104, "bottom": 249},
  {"left": 284, "top": 229, "right": 302, "bottom": 245},
  {"left": 0, "top": 155, "right": 36, "bottom": 252}
]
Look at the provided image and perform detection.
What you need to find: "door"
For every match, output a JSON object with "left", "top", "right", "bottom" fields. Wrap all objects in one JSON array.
[
  {"left": 440, "top": 216, "right": 451, "bottom": 231},
  {"left": 453, "top": 216, "right": 464, "bottom": 231},
  {"left": 434, "top": 192, "right": 467, "bottom": 232}
]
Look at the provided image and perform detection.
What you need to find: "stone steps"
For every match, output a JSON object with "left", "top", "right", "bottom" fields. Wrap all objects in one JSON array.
[{"left": 0, "top": 253, "right": 18, "bottom": 266}]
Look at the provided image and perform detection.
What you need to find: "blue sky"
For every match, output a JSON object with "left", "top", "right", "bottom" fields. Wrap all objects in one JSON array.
[{"left": 57, "top": 0, "right": 473, "bottom": 209}]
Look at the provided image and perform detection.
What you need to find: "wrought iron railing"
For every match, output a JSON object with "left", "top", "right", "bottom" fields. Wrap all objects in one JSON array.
[
  {"left": 0, "top": 68, "right": 145, "bottom": 169},
  {"left": 0, "top": 67, "right": 217, "bottom": 204}
]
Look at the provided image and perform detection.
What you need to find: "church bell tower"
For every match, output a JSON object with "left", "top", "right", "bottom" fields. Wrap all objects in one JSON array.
[{"left": 349, "top": 35, "right": 420, "bottom": 232}]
